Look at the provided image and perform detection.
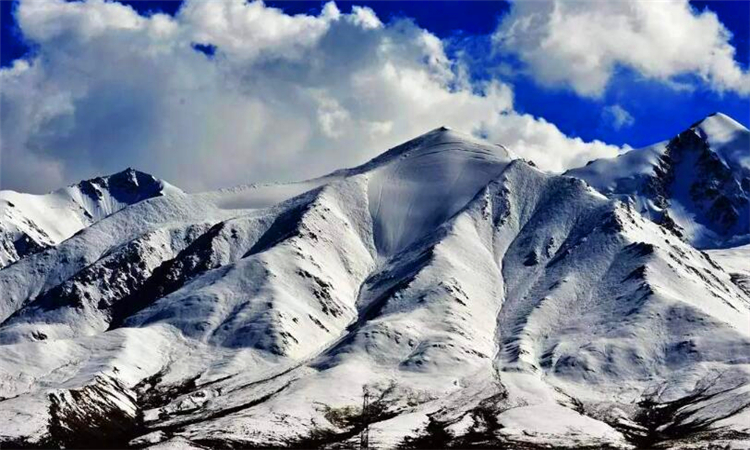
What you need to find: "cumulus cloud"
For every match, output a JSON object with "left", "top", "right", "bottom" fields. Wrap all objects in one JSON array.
[
  {"left": 479, "top": 113, "right": 626, "bottom": 171},
  {"left": 1, "top": 0, "right": 622, "bottom": 193},
  {"left": 494, "top": 0, "right": 750, "bottom": 97},
  {"left": 602, "top": 105, "right": 635, "bottom": 130}
]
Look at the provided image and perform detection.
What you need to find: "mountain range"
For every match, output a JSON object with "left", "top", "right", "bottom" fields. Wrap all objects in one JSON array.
[{"left": 0, "top": 114, "right": 748, "bottom": 449}]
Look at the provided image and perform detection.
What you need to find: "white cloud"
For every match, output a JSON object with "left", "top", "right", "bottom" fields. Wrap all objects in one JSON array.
[
  {"left": 1, "top": 0, "right": 623, "bottom": 193},
  {"left": 349, "top": 5, "right": 382, "bottom": 30},
  {"left": 479, "top": 113, "right": 624, "bottom": 172},
  {"left": 602, "top": 104, "right": 635, "bottom": 130},
  {"left": 494, "top": 0, "right": 750, "bottom": 97}
]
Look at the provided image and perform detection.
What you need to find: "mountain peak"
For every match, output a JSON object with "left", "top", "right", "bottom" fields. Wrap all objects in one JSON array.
[
  {"left": 347, "top": 126, "right": 512, "bottom": 177},
  {"left": 689, "top": 112, "right": 750, "bottom": 174},
  {"left": 70, "top": 168, "right": 181, "bottom": 203},
  {"left": 567, "top": 112, "right": 750, "bottom": 248},
  {"left": 690, "top": 111, "right": 748, "bottom": 133},
  {"left": 0, "top": 167, "right": 183, "bottom": 268},
  {"left": 73, "top": 167, "right": 156, "bottom": 188}
]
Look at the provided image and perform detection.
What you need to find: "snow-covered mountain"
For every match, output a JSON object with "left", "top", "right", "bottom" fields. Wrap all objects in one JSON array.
[
  {"left": 567, "top": 113, "right": 750, "bottom": 250},
  {"left": 1, "top": 123, "right": 749, "bottom": 449},
  {"left": 0, "top": 168, "right": 180, "bottom": 268}
]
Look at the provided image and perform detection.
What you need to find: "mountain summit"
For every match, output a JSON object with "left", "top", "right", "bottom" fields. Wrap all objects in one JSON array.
[
  {"left": 0, "top": 169, "right": 179, "bottom": 268},
  {"left": 1, "top": 122, "right": 749, "bottom": 449},
  {"left": 568, "top": 112, "right": 750, "bottom": 249}
]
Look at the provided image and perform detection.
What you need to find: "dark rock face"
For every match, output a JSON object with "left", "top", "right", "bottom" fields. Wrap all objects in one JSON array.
[
  {"left": 12, "top": 234, "right": 47, "bottom": 258},
  {"left": 640, "top": 127, "right": 749, "bottom": 246},
  {"left": 46, "top": 375, "right": 142, "bottom": 449},
  {"left": 679, "top": 133, "right": 748, "bottom": 235},
  {"left": 79, "top": 168, "right": 166, "bottom": 206}
]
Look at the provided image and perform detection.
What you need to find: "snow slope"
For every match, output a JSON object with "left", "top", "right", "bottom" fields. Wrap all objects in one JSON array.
[
  {"left": 708, "top": 243, "right": 750, "bottom": 299},
  {"left": 568, "top": 113, "right": 750, "bottom": 249},
  {"left": 1, "top": 126, "right": 749, "bottom": 449}
]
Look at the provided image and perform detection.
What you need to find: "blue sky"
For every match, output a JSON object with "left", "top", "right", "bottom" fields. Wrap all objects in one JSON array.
[
  {"left": 1, "top": 0, "right": 748, "bottom": 192},
  {"left": 260, "top": 1, "right": 750, "bottom": 144}
]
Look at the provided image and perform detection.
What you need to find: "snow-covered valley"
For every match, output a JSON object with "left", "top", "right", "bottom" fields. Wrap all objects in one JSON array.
[{"left": 1, "top": 119, "right": 749, "bottom": 449}]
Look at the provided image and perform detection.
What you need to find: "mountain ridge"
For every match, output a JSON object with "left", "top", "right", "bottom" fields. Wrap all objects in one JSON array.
[
  {"left": 0, "top": 168, "right": 180, "bottom": 268},
  {"left": 0, "top": 117, "right": 749, "bottom": 449}
]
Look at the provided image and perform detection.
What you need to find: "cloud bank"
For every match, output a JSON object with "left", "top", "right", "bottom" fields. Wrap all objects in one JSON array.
[
  {"left": 494, "top": 0, "right": 750, "bottom": 98},
  {"left": 1, "top": 0, "right": 625, "bottom": 193}
]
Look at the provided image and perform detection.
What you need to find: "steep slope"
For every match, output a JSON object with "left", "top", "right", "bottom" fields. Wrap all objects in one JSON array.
[
  {"left": 1, "top": 128, "right": 749, "bottom": 449},
  {"left": 0, "top": 168, "right": 180, "bottom": 268},
  {"left": 567, "top": 113, "right": 750, "bottom": 249}
]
